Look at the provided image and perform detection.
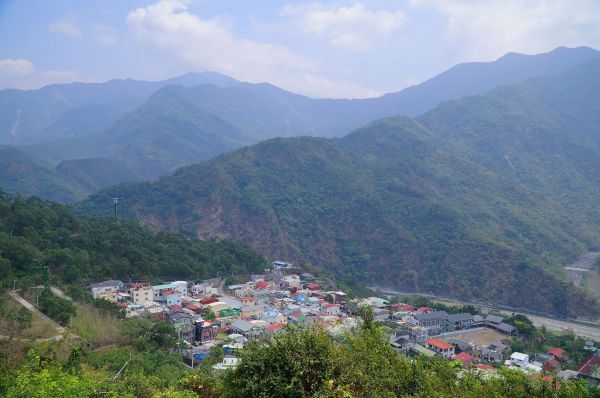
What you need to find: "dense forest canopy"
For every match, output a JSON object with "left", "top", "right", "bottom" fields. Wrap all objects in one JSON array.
[{"left": 0, "top": 190, "right": 266, "bottom": 288}]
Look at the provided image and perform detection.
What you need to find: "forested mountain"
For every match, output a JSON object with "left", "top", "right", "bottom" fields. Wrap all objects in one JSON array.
[
  {"left": 1, "top": 47, "right": 597, "bottom": 202},
  {"left": 0, "top": 71, "right": 239, "bottom": 146},
  {"left": 0, "top": 190, "right": 266, "bottom": 288},
  {"left": 78, "top": 58, "right": 600, "bottom": 317}
]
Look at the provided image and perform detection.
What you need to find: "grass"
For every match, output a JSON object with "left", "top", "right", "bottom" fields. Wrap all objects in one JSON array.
[
  {"left": 71, "top": 303, "right": 124, "bottom": 348},
  {"left": 0, "top": 293, "right": 58, "bottom": 339}
]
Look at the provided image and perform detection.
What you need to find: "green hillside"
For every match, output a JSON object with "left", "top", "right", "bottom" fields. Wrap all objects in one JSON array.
[
  {"left": 0, "top": 190, "right": 266, "bottom": 288},
  {"left": 9, "top": 47, "right": 596, "bottom": 202}
]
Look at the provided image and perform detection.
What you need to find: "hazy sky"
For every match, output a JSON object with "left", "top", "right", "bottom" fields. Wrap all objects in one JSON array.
[{"left": 1, "top": 0, "right": 600, "bottom": 98}]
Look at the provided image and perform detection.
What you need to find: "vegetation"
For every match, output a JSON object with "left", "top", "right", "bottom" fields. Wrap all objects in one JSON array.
[
  {"left": 0, "top": 191, "right": 266, "bottom": 289},
  {"left": 1, "top": 322, "right": 599, "bottom": 398},
  {"left": 79, "top": 79, "right": 600, "bottom": 317}
]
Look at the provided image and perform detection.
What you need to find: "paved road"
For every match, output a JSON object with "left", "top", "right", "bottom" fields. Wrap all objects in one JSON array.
[{"left": 373, "top": 287, "right": 600, "bottom": 341}]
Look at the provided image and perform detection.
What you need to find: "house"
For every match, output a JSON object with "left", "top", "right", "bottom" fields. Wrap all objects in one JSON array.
[
  {"left": 322, "top": 303, "right": 341, "bottom": 316},
  {"left": 171, "top": 281, "right": 188, "bottom": 296},
  {"left": 362, "top": 297, "right": 389, "bottom": 309},
  {"left": 482, "top": 341, "right": 509, "bottom": 362},
  {"left": 577, "top": 351, "right": 600, "bottom": 387},
  {"left": 206, "top": 301, "right": 229, "bottom": 316},
  {"left": 91, "top": 280, "right": 123, "bottom": 301},
  {"left": 241, "top": 305, "right": 264, "bottom": 319},
  {"left": 280, "top": 275, "right": 300, "bottom": 290},
  {"left": 448, "top": 313, "right": 474, "bottom": 331},
  {"left": 156, "top": 290, "right": 181, "bottom": 307},
  {"left": 411, "top": 311, "right": 449, "bottom": 336},
  {"left": 93, "top": 287, "right": 117, "bottom": 302},
  {"left": 194, "top": 318, "right": 217, "bottom": 345},
  {"left": 484, "top": 315, "right": 516, "bottom": 335},
  {"left": 542, "top": 358, "right": 561, "bottom": 373},
  {"left": 191, "top": 283, "right": 217, "bottom": 297},
  {"left": 306, "top": 283, "right": 320, "bottom": 291},
  {"left": 547, "top": 347, "right": 568, "bottom": 361},
  {"left": 213, "top": 356, "right": 240, "bottom": 371},
  {"left": 408, "top": 344, "right": 436, "bottom": 358},
  {"left": 373, "top": 308, "right": 390, "bottom": 321},
  {"left": 129, "top": 284, "right": 153, "bottom": 304},
  {"left": 273, "top": 260, "right": 292, "bottom": 269},
  {"left": 263, "top": 310, "right": 286, "bottom": 325},
  {"left": 229, "top": 319, "right": 264, "bottom": 340},
  {"left": 424, "top": 338, "right": 455, "bottom": 359},
  {"left": 166, "top": 310, "right": 194, "bottom": 343},
  {"left": 454, "top": 352, "right": 476, "bottom": 368},
  {"left": 510, "top": 352, "right": 530, "bottom": 367}
]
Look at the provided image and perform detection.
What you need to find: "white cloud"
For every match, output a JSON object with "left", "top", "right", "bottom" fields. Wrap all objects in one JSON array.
[
  {"left": 0, "top": 58, "right": 82, "bottom": 90},
  {"left": 282, "top": 2, "right": 405, "bottom": 52},
  {"left": 126, "top": 0, "right": 379, "bottom": 98},
  {"left": 413, "top": 0, "right": 600, "bottom": 60},
  {"left": 0, "top": 58, "right": 35, "bottom": 76},
  {"left": 49, "top": 17, "right": 82, "bottom": 38}
]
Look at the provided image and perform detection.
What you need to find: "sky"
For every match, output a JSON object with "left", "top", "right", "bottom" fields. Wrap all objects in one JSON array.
[{"left": 1, "top": 0, "right": 600, "bottom": 98}]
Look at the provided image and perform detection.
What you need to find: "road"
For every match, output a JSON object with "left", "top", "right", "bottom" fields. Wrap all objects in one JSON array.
[
  {"left": 373, "top": 287, "right": 600, "bottom": 341},
  {"left": 13, "top": 291, "right": 65, "bottom": 334}
]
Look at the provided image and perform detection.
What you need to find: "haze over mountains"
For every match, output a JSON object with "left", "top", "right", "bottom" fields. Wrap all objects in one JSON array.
[
  {"left": 2, "top": 46, "right": 599, "bottom": 202},
  {"left": 3, "top": 46, "right": 600, "bottom": 316}
]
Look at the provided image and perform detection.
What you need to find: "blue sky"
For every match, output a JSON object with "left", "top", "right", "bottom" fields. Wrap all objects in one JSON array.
[{"left": 1, "top": 0, "right": 599, "bottom": 98}]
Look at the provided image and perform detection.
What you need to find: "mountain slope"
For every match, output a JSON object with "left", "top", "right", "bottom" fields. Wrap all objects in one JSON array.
[
  {"left": 21, "top": 47, "right": 599, "bottom": 199},
  {"left": 78, "top": 106, "right": 600, "bottom": 317},
  {"left": 0, "top": 147, "right": 89, "bottom": 203},
  {"left": 0, "top": 72, "right": 239, "bottom": 146},
  {"left": 0, "top": 191, "right": 266, "bottom": 287}
]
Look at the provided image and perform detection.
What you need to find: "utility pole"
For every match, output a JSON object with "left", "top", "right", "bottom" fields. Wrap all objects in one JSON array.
[
  {"left": 113, "top": 197, "right": 119, "bottom": 219},
  {"left": 12, "top": 278, "right": 16, "bottom": 299}
]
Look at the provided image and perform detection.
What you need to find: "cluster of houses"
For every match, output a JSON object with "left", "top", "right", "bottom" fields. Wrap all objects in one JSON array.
[
  {"left": 387, "top": 305, "right": 600, "bottom": 385},
  {"left": 88, "top": 265, "right": 600, "bottom": 382}
]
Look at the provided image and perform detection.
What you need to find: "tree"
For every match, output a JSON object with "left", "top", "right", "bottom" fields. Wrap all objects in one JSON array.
[
  {"left": 37, "top": 287, "right": 76, "bottom": 326},
  {"left": 223, "top": 327, "right": 336, "bottom": 398},
  {"left": 149, "top": 321, "right": 178, "bottom": 349}
]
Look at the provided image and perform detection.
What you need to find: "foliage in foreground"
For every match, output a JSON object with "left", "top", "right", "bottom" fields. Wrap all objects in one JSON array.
[{"left": 2, "top": 324, "right": 599, "bottom": 398}]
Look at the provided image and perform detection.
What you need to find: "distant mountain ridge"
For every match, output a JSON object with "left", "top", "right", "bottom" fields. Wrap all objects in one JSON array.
[
  {"left": 78, "top": 58, "right": 600, "bottom": 317},
  {"left": 1, "top": 46, "right": 599, "bottom": 202},
  {"left": 0, "top": 71, "right": 240, "bottom": 146}
]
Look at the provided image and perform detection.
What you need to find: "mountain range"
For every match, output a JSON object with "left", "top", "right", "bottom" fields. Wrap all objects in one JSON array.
[
  {"left": 2, "top": 46, "right": 598, "bottom": 202},
  {"left": 79, "top": 56, "right": 600, "bottom": 317}
]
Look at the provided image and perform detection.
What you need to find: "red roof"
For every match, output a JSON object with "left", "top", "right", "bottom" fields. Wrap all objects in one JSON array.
[
  {"left": 417, "top": 307, "right": 432, "bottom": 313},
  {"left": 163, "top": 290, "right": 177, "bottom": 296},
  {"left": 200, "top": 297, "right": 219, "bottom": 305},
  {"left": 547, "top": 348, "right": 566, "bottom": 358},
  {"left": 129, "top": 282, "right": 148, "bottom": 288},
  {"left": 266, "top": 323, "right": 285, "bottom": 331},
  {"left": 170, "top": 304, "right": 183, "bottom": 311},
  {"left": 454, "top": 352, "right": 475, "bottom": 362},
  {"left": 256, "top": 280, "right": 269, "bottom": 289},
  {"left": 399, "top": 304, "right": 414, "bottom": 311},
  {"left": 476, "top": 364, "right": 496, "bottom": 371},
  {"left": 185, "top": 303, "right": 202, "bottom": 312},
  {"left": 425, "top": 338, "right": 454, "bottom": 350},
  {"left": 323, "top": 303, "right": 340, "bottom": 308},
  {"left": 577, "top": 354, "right": 600, "bottom": 376},
  {"left": 306, "top": 283, "right": 320, "bottom": 291},
  {"left": 542, "top": 358, "right": 560, "bottom": 372}
]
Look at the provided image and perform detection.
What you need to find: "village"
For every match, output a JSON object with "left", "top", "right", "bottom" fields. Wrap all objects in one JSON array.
[{"left": 89, "top": 261, "right": 600, "bottom": 386}]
